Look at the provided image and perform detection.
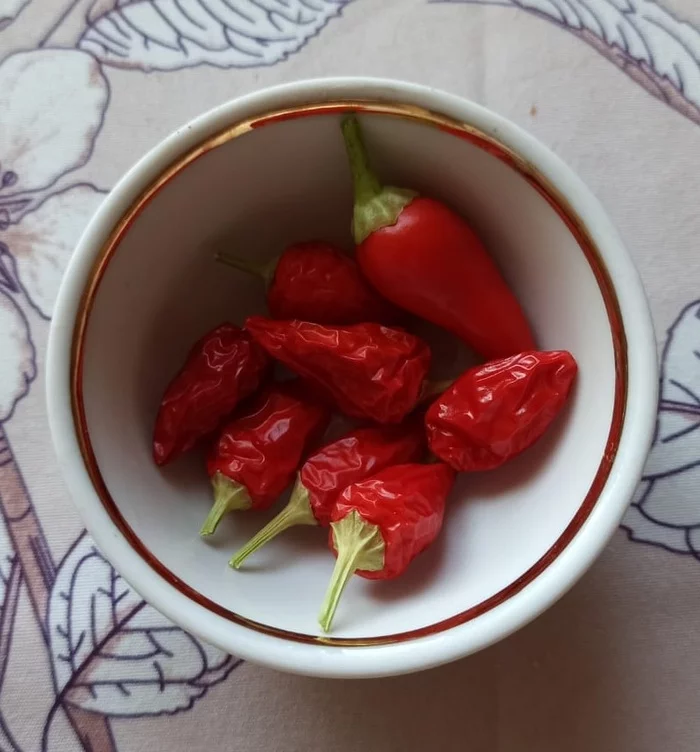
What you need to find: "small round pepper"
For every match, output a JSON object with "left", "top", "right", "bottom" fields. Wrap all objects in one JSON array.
[
  {"left": 201, "top": 381, "right": 330, "bottom": 536},
  {"left": 318, "top": 462, "right": 455, "bottom": 633},
  {"left": 218, "top": 241, "right": 398, "bottom": 325},
  {"left": 153, "top": 323, "right": 269, "bottom": 466},
  {"left": 425, "top": 350, "right": 577, "bottom": 471}
]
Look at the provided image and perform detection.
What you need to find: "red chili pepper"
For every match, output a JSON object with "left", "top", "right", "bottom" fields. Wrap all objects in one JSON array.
[
  {"left": 229, "top": 421, "right": 426, "bottom": 568},
  {"left": 217, "top": 241, "right": 398, "bottom": 325},
  {"left": 341, "top": 115, "right": 536, "bottom": 360},
  {"left": 245, "top": 316, "right": 431, "bottom": 424},
  {"left": 318, "top": 462, "right": 455, "bottom": 632},
  {"left": 425, "top": 350, "right": 577, "bottom": 471},
  {"left": 153, "top": 323, "right": 269, "bottom": 466},
  {"left": 201, "top": 381, "right": 330, "bottom": 536}
]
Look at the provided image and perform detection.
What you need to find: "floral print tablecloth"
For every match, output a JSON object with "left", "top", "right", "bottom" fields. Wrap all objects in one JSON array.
[{"left": 2, "top": 1, "right": 700, "bottom": 750}]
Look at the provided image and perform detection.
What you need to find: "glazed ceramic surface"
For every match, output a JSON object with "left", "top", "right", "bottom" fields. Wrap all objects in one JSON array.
[{"left": 46, "top": 78, "right": 657, "bottom": 677}]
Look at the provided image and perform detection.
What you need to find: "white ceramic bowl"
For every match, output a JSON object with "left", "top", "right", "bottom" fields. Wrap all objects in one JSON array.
[{"left": 46, "top": 78, "right": 657, "bottom": 678}]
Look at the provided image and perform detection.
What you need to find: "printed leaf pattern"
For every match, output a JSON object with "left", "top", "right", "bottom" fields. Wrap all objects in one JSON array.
[
  {"left": 77, "top": 0, "right": 351, "bottom": 71},
  {"left": 643, "top": 300, "right": 700, "bottom": 480},
  {"left": 622, "top": 300, "right": 700, "bottom": 553},
  {"left": 452, "top": 0, "right": 700, "bottom": 126},
  {"left": 49, "top": 533, "right": 239, "bottom": 717}
]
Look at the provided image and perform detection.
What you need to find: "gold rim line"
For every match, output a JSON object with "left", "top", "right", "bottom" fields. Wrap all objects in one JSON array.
[{"left": 70, "top": 99, "right": 628, "bottom": 648}]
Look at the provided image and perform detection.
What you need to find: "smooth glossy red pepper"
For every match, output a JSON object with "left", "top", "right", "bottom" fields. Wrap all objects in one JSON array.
[
  {"left": 229, "top": 421, "right": 426, "bottom": 568},
  {"left": 218, "top": 241, "right": 398, "bottom": 325},
  {"left": 153, "top": 323, "right": 269, "bottom": 466},
  {"left": 426, "top": 350, "right": 577, "bottom": 471},
  {"left": 318, "top": 462, "right": 455, "bottom": 632},
  {"left": 201, "top": 381, "right": 330, "bottom": 536},
  {"left": 245, "top": 316, "right": 431, "bottom": 424},
  {"left": 341, "top": 115, "right": 536, "bottom": 360}
]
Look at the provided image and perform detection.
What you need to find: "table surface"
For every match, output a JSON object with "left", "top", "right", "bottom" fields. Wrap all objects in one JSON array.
[{"left": 2, "top": 1, "right": 700, "bottom": 750}]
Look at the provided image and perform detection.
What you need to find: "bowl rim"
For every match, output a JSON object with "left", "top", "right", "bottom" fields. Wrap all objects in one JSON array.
[
  {"left": 46, "top": 76, "right": 658, "bottom": 678},
  {"left": 68, "top": 100, "right": 629, "bottom": 647}
]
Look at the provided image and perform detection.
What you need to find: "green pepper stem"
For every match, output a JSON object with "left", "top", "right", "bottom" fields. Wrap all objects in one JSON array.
[
  {"left": 340, "top": 115, "right": 418, "bottom": 244},
  {"left": 229, "top": 477, "right": 316, "bottom": 569},
  {"left": 341, "top": 116, "right": 383, "bottom": 205},
  {"left": 200, "top": 473, "right": 252, "bottom": 537},
  {"left": 215, "top": 251, "right": 277, "bottom": 287},
  {"left": 318, "top": 510, "right": 385, "bottom": 633}
]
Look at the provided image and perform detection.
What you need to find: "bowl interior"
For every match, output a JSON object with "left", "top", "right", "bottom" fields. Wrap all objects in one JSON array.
[{"left": 78, "top": 108, "right": 617, "bottom": 639}]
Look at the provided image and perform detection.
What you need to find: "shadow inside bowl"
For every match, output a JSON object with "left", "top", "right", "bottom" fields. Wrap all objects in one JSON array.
[
  {"left": 461, "top": 401, "right": 575, "bottom": 503},
  {"left": 368, "top": 533, "right": 449, "bottom": 605},
  {"left": 231, "top": 525, "right": 327, "bottom": 574}
]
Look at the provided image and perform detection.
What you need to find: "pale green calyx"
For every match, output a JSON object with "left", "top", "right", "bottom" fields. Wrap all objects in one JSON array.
[
  {"left": 352, "top": 187, "right": 418, "bottom": 245},
  {"left": 341, "top": 115, "right": 417, "bottom": 244},
  {"left": 318, "top": 510, "right": 385, "bottom": 633},
  {"left": 229, "top": 476, "right": 316, "bottom": 569},
  {"left": 200, "top": 472, "right": 252, "bottom": 537}
]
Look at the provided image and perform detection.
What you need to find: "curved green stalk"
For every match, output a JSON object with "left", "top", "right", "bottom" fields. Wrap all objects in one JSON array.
[
  {"left": 341, "top": 115, "right": 417, "bottom": 244},
  {"left": 318, "top": 510, "right": 384, "bottom": 633},
  {"left": 229, "top": 478, "right": 316, "bottom": 569},
  {"left": 200, "top": 472, "right": 252, "bottom": 536}
]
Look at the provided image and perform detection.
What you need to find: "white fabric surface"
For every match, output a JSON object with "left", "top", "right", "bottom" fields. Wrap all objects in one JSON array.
[{"left": 1, "top": 1, "right": 699, "bottom": 749}]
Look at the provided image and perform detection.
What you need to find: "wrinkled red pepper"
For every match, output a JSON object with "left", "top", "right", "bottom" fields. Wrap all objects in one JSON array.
[
  {"left": 229, "top": 421, "right": 426, "bottom": 568},
  {"left": 245, "top": 316, "right": 431, "bottom": 424},
  {"left": 318, "top": 462, "right": 455, "bottom": 632},
  {"left": 341, "top": 115, "right": 536, "bottom": 360},
  {"left": 218, "top": 241, "right": 398, "bottom": 325},
  {"left": 426, "top": 350, "right": 577, "bottom": 471},
  {"left": 201, "top": 381, "right": 330, "bottom": 536},
  {"left": 153, "top": 323, "right": 269, "bottom": 466}
]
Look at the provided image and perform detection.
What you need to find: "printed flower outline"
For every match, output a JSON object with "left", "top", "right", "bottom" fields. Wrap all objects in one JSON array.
[
  {"left": 0, "top": 49, "right": 109, "bottom": 317},
  {"left": 0, "top": 0, "right": 30, "bottom": 30},
  {"left": 0, "top": 288, "right": 34, "bottom": 423},
  {"left": 0, "top": 48, "right": 108, "bottom": 421},
  {"left": 622, "top": 299, "right": 700, "bottom": 557}
]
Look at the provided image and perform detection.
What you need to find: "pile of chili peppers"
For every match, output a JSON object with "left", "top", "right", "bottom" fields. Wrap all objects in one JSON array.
[{"left": 152, "top": 115, "right": 578, "bottom": 633}]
